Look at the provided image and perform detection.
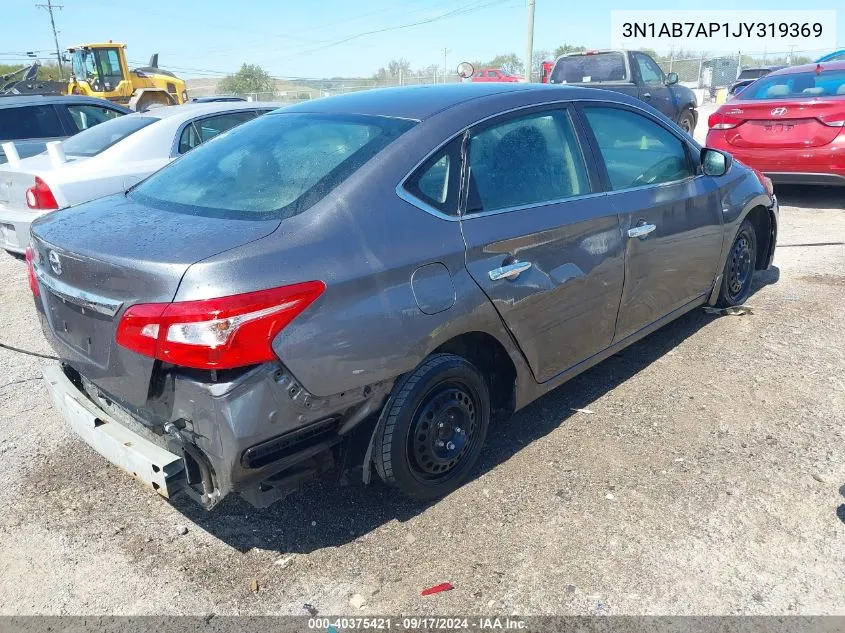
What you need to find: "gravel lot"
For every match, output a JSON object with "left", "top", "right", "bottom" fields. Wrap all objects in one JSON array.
[{"left": 0, "top": 109, "right": 843, "bottom": 616}]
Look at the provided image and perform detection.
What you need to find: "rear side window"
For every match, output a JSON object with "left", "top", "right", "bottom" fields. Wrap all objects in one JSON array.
[
  {"left": 550, "top": 53, "right": 627, "bottom": 84},
  {"left": 178, "top": 111, "right": 257, "bottom": 154},
  {"left": 466, "top": 109, "right": 590, "bottom": 213},
  {"left": 404, "top": 137, "right": 462, "bottom": 215},
  {"left": 742, "top": 70, "right": 845, "bottom": 99},
  {"left": 132, "top": 113, "right": 415, "bottom": 219},
  {"left": 62, "top": 115, "right": 156, "bottom": 157},
  {"left": 583, "top": 107, "right": 694, "bottom": 190},
  {"left": 0, "top": 105, "right": 64, "bottom": 140},
  {"left": 66, "top": 103, "right": 124, "bottom": 131}
]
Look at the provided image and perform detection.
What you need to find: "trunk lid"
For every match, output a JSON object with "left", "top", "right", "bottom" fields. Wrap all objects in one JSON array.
[
  {"left": 719, "top": 100, "right": 844, "bottom": 148},
  {"left": 31, "top": 193, "right": 281, "bottom": 406}
]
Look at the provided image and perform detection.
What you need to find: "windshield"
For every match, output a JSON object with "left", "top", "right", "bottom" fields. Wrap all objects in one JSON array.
[
  {"left": 742, "top": 70, "right": 845, "bottom": 100},
  {"left": 130, "top": 112, "right": 415, "bottom": 220},
  {"left": 737, "top": 69, "right": 770, "bottom": 80},
  {"left": 61, "top": 115, "right": 156, "bottom": 157},
  {"left": 550, "top": 53, "right": 628, "bottom": 84},
  {"left": 70, "top": 47, "right": 124, "bottom": 92}
]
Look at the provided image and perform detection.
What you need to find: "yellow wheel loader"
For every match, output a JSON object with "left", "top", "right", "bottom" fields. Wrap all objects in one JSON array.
[{"left": 66, "top": 42, "right": 188, "bottom": 111}]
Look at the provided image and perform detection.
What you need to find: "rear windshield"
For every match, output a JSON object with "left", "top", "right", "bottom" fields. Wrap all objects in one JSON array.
[
  {"left": 130, "top": 112, "right": 415, "bottom": 220},
  {"left": 62, "top": 115, "right": 156, "bottom": 157},
  {"left": 742, "top": 70, "right": 845, "bottom": 100},
  {"left": 550, "top": 53, "right": 627, "bottom": 84}
]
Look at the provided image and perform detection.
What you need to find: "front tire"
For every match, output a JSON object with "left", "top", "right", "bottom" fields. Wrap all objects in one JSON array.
[
  {"left": 716, "top": 219, "right": 757, "bottom": 307},
  {"left": 374, "top": 353, "right": 490, "bottom": 500},
  {"left": 677, "top": 109, "right": 695, "bottom": 135}
]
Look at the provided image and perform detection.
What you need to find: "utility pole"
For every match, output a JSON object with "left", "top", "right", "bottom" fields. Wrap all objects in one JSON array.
[
  {"left": 524, "top": 0, "right": 536, "bottom": 82},
  {"left": 36, "top": 0, "right": 64, "bottom": 75},
  {"left": 787, "top": 44, "right": 795, "bottom": 65},
  {"left": 443, "top": 48, "right": 450, "bottom": 83}
]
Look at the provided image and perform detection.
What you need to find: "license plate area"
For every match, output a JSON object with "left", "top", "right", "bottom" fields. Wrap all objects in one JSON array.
[{"left": 45, "top": 289, "right": 113, "bottom": 365}]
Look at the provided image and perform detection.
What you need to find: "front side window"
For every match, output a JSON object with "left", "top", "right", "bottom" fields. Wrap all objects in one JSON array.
[
  {"left": 132, "top": 113, "right": 415, "bottom": 219},
  {"left": 634, "top": 53, "right": 664, "bottom": 83},
  {"left": 583, "top": 107, "right": 694, "bottom": 190},
  {"left": 66, "top": 104, "right": 123, "bottom": 131},
  {"left": 466, "top": 109, "right": 590, "bottom": 214},
  {"left": 0, "top": 105, "right": 64, "bottom": 140}
]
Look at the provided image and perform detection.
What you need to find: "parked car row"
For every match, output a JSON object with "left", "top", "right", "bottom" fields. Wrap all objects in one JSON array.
[
  {"left": 0, "top": 100, "right": 282, "bottom": 254},
  {"left": 17, "top": 82, "right": 777, "bottom": 511}
]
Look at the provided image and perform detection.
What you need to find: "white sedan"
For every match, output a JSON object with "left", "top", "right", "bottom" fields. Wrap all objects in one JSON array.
[{"left": 0, "top": 100, "right": 283, "bottom": 254}]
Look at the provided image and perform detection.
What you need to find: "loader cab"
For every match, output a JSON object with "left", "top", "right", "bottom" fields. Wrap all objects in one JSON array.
[{"left": 69, "top": 43, "right": 132, "bottom": 102}]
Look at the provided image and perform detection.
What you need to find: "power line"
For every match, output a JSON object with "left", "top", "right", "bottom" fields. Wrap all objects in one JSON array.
[
  {"left": 271, "top": 0, "right": 517, "bottom": 65},
  {"left": 34, "top": 0, "right": 64, "bottom": 75}
]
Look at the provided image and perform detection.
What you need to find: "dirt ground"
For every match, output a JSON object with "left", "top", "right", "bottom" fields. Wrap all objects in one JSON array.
[{"left": 0, "top": 111, "right": 843, "bottom": 616}]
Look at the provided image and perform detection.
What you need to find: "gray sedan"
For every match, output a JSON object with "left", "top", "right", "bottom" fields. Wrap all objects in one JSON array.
[{"left": 28, "top": 83, "right": 777, "bottom": 510}]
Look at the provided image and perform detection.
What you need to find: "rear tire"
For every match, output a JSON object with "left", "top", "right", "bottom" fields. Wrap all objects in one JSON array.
[
  {"left": 374, "top": 353, "right": 490, "bottom": 500},
  {"left": 677, "top": 109, "right": 695, "bottom": 135},
  {"left": 716, "top": 219, "right": 757, "bottom": 307}
]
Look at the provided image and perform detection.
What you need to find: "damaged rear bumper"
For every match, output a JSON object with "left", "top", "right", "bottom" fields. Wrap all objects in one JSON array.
[
  {"left": 42, "top": 363, "right": 185, "bottom": 497},
  {"left": 42, "top": 359, "right": 392, "bottom": 510}
]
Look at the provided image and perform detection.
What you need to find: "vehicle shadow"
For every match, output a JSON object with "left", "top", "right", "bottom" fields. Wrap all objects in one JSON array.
[
  {"left": 177, "top": 269, "right": 780, "bottom": 554},
  {"left": 775, "top": 185, "right": 845, "bottom": 211}
]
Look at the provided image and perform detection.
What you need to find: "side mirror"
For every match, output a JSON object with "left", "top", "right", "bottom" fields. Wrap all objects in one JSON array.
[
  {"left": 457, "top": 62, "right": 475, "bottom": 80},
  {"left": 701, "top": 148, "right": 732, "bottom": 177},
  {"left": 665, "top": 72, "right": 679, "bottom": 85}
]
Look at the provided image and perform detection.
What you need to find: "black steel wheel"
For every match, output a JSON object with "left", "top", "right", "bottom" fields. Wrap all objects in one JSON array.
[
  {"left": 716, "top": 219, "right": 757, "bottom": 307},
  {"left": 374, "top": 354, "right": 490, "bottom": 500}
]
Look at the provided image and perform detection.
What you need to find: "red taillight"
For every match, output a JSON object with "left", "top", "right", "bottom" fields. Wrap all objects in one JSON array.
[
  {"left": 708, "top": 112, "right": 744, "bottom": 130},
  {"left": 753, "top": 169, "right": 774, "bottom": 197},
  {"left": 25, "top": 246, "right": 39, "bottom": 297},
  {"left": 25, "top": 177, "right": 58, "bottom": 210},
  {"left": 116, "top": 281, "right": 325, "bottom": 370}
]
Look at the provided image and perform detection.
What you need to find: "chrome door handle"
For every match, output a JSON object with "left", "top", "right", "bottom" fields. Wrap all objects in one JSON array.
[
  {"left": 488, "top": 261, "right": 532, "bottom": 281},
  {"left": 627, "top": 223, "right": 657, "bottom": 239},
  {"left": 642, "top": 92, "right": 652, "bottom": 98}
]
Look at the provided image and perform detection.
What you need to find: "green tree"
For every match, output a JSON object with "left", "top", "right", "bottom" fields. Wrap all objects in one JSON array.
[
  {"left": 218, "top": 63, "right": 275, "bottom": 94},
  {"left": 487, "top": 53, "right": 523, "bottom": 75},
  {"left": 553, "top": 43, "right": 586, "bottom": 58}
]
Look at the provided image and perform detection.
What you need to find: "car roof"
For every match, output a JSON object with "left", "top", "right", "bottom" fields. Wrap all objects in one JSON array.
[
  {"left": 133, "top": 100, "right": 286, "bottom": 121},
  {"left": 0, "top": 94, "right": 131, "bottom": 110},
  {"left": 769, "top": 60, "right": 845, "bottom": 75},
  {"left": 275, "top": 83, "right": 602, "bottom": 121}
]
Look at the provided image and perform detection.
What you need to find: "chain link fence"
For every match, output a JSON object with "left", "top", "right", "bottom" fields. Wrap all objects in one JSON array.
[
  {"left": 657, "top": 47, "right": 843, "bottom": 103},
  {"left": 188, "top": 47, "right": 843, "bottom": 104}
]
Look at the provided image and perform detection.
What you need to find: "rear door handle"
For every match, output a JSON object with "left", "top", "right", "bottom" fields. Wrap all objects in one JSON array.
[
  {"left": 489, "top": 261, "right": 532, "bottom": 281},
  {"left": 642, "top": 92, "right": 652, "bottom": 98},
  {"left": 627, "top": 223, "right": 657, "bottom": 239}
]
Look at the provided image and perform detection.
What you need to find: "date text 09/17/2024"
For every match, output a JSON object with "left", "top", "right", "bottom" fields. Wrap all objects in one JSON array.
[{"left": 309, "top": 617, "right": 527, "bottom": 630}]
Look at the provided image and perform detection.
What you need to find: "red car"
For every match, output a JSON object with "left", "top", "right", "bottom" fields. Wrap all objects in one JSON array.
[
  {"left": 470, "top": 68, "right": 523, "bottom": 83},
  {"left": 706, "top": 61, "right": 845, "bottom": 186}
]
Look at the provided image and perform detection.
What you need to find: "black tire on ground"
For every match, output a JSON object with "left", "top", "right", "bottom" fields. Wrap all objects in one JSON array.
[
  {"left": 374, "top": 353, "right": 490, "bottom": 500},
  {"left": 716, "top": 219, "right": 758, "bottom": 307},
  {"left": 677, "top": 109, "right": 695, "bottom": 135}
]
